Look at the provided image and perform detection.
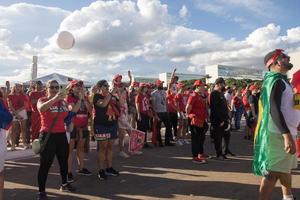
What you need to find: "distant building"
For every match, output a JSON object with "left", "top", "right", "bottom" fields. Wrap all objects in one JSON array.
[
  {"left": 133, "top": 76, "right": 157, "bottom": 84},
  {"left": 205, "top": 64, "right": 264, "bottom": 83},
  {"left": 24, "top": 73, "right": 93, "bottom": 87},
  {"left": 288, "top": 51, "right": 300, "bottom": 79},
  {"left": 159, "top": 72, "right": 205, "bottom": 87}
]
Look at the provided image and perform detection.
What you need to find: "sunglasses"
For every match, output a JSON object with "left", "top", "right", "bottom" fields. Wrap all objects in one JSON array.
[
  {"left": 102, "top": 84, "right": 109, "bottom": 88},
  {"left": 48, "top": 86, "right": 59, "bottom": 90}
]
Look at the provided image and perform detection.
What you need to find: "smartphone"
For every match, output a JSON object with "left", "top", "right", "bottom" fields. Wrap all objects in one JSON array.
[{"left": 60, "top": 86, "right": 67, "bottom": 97}]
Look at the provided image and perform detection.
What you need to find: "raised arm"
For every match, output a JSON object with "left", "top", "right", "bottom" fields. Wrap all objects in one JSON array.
[
  {"left": 37, "top": 92, "right": 64, "bottom": 112},
  {"left": 167, "top": 68, "right": 176, "bottom": 90}
]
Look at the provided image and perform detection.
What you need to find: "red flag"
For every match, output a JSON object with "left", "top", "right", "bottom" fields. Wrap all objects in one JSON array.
[
  {"left": 296, "top": 138, "right": 300, "bottom": 158},
  {"left": 151, "top": 118, "right": 158, "bottom": 146},
  {"left": 129, "top": 129, "right": 145, "bottom": 152}
]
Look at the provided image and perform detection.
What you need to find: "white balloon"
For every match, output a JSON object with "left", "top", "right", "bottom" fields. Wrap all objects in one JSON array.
[{"left": 56, "top": 31, "right": 75, "bottom": 50}]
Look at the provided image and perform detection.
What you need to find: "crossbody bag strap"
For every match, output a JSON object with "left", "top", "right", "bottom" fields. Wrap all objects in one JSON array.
[{"left": 40, "top": 109, "right": 61, "bottom": 152}]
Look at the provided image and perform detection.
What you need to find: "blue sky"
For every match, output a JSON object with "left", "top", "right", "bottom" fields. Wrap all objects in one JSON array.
[
  {"left": 0, "top": 0, "right": 299, "bottom": 83},
  {"left": 2, "top": 0, "right": 298, "bottom": 39}
]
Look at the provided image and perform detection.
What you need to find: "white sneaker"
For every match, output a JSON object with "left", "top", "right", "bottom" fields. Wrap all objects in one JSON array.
[
  {"left": 184, "top": 139, "right": 190, "bottom": 144},
  {"left": 119, "top": 151, "right": 130, "bottom": 158},
  {"left": 130, "top": 150, "right": 143, "bottom": 155},
  {"left": 176, "top": 140, "right": 184, "bottom": 146}
]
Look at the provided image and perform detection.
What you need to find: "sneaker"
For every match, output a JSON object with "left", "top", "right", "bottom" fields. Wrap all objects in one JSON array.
[
  {"left": 176, "top": 140, "right": 184, "bottom": 146},
  {"left": 105, "top": 167, "right": 119, "bottom": 176},
  {"left": 7, "top": 142, "right": 12, "bottom": 147},
  {"left": 192, "top": 157, "right": 206, "bottom": 164},
  {"left": 199, "top": 154, "right": 210, "bottom": 159},
  {"left": 119, "top": 151, "right": 130, "bottom": 158},
  {"left": 60, "top": 183, "right": 76, "bottom": 192},
  {"left": 130, "top": 150, "right": 143, "bottom": 155},
  {"left": 77, "top": 168, "right": 92, "bottom": 176},
  {"left": 23, "top": 144, "right": 31, "bottom": 150},
  {"left": 67, "top": 173, "right": 75, "bottom": 183},
  {"left": 215, "top": 154, "right": 229, "bottom": 160},
  {"left": 183, "top": 139, "right": 190, "bottom": 144},
  {"left": 36, "top": 192, "right": 48, "bottom": 200},
  {"left": 225, "top": 150, "right": 236, "bottom": 157},
  {"left": 10, "top": 145, "right": 16, "bottom": 151},
  {"left": 98, "top": 170, "right": 107, "bottom": 180}
]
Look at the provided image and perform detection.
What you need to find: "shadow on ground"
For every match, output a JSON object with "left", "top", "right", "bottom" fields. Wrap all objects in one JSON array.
[{"left": 4, "top": 129, "right": 300, "bottom": 200}]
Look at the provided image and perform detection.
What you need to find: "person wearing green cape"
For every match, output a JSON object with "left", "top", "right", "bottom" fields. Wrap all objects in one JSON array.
[{"left": 253, "top": 49, "right": 300, "bottom": 200}]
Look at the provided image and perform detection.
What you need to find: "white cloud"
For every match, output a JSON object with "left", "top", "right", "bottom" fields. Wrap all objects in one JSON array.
[
  {"left": 0, "top": 3, "right": 70, "bottom": 46},
  {"left": 285, "top": 27, "right": 300, "bottom": 43},
  {"left": 0, "top": 1, "right": 300, "bottom": 84},
  {"left": 246, "top": 24, "right": 281, "bottom": 48},
  {"left": 0, "top": 28, "right": 11, "bottom": 42},
  {"left": 179, "top": 5, "right": 188, "bottom": 18}
]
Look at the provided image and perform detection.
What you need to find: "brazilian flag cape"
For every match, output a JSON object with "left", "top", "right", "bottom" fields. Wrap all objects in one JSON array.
[{"left": 252, "top": 71, "right": 289, "bottom": 176}]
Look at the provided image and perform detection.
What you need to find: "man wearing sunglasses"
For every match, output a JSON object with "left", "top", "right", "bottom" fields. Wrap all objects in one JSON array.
[{"left": 253, "top": 49, "right": 299, "bottom": 200}]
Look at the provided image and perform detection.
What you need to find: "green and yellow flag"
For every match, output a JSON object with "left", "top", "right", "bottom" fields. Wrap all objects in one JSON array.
[{"left": 253, "top": 71, "right": 288, "bottom": 176}]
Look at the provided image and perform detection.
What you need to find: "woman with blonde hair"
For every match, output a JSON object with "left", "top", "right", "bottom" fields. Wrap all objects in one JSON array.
[{"left": 66, "top": 80, "right": 93, "bottom": 182}]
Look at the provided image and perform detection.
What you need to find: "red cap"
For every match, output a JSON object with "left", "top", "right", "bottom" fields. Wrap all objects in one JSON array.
[
  {"left": 155, "top": 79, "right": 164, "bottom": 86},
  {"left": 139, "top": 82, "right": 147, "bottom": 87},
  {"left": 132, "top": 81, "right": 139, "bottom": 87},
  {"left": 70, "top": 80, "right": 83, "bottom": 88},
  {"left": 249, "top": 85, "right": 259, "bottom": 91},
  {"left": 177, "top": 82, "right": 185, "bottom": 89},
  {"left": 193, "top": 80, "right": 205, "bottom": 86}
]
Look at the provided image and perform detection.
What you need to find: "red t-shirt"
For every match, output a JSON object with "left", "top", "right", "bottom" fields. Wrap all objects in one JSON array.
[
  {"left": 175, "top": 93, "right": 189, "bottom": 112},
  {"left": 65, "top": 95, "right": 89, "bottom": 128},
  {"left": 39, "top": 97, "right": 68, "bottom": 133},
  {"left": 167, "top": 91, "right": 178, "bottom": 113},
  {"left": 29, "top": 91, "right": 46, "bottom": 112},
  {"left": 135, "top": 93, "right": 150, "bottom": 115},
  {"left": 233, "top": 96, "right": 242, "bottom": 109},
  {"left": 242, "top": 96, "right": 250, "bottom": 111},
  {"left": 7, "top": 93, "right": 27, "bottom": 111},
  {"left": 187, "top": 92, "right": 208, "bottom": 120}
]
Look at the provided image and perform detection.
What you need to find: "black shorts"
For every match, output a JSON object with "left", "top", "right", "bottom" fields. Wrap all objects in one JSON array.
[
  {"left": 70, "top": 127, "right": 89, "bottom": 140},
  {"left": 94, "top": 124, "right": 118, "bottom": 141},
  {"left": 137, "top": 113, "right": 150, "bottom": 132}
]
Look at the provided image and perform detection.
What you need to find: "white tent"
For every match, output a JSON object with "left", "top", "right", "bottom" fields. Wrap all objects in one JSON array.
[{"left": 23, "top": 73, "right": 93, "bottom": 87}]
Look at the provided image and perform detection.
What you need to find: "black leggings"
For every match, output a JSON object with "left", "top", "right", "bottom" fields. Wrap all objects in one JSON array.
[
  {"left": 190, "top": 125, "right": 207, "bottom": 157},
  {"left": 38, "top": 133, "right": 69, "bottom": 192},
  {"left": 137, "top": 113, "right": 150, "bottom": 142},
  {"left": 169, "top": 112, "right": 178, "bottom": 138}
]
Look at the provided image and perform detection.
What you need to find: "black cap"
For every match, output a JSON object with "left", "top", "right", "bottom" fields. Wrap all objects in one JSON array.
[
  {"left": 36, "top": 80, "right": 43, "bottom": 85},
  {"left": 215, "top": 77, "right": 225, "bottom": 85}
]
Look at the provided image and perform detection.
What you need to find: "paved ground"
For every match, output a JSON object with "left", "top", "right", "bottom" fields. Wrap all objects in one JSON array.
[{"left": 4, "top": 129, "right": 300, "bottom": 200}]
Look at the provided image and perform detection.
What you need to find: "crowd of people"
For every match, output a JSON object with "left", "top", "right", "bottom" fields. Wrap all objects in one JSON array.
[{"left": 0, "top": 49, "right": 299, "bottom": 200}]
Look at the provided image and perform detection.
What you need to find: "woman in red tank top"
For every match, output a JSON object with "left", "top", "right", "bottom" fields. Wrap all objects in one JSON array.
[
  {"left": 36, "top": 80, "right": 82, "bottom": 200},
  {"left": 65, "top": 80, "right": 93, "bottom": 180}
]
